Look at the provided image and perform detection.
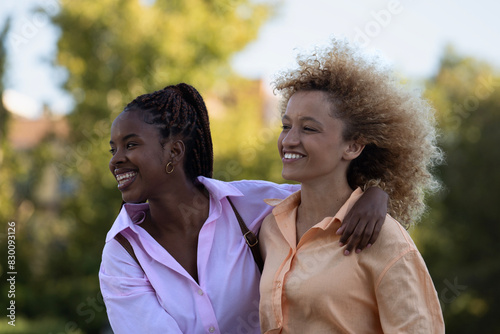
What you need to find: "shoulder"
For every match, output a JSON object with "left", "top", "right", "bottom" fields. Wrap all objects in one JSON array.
[
  {"left": 374, "top": 215, "right": 417, "bottom": 252},
  {"left": 197, "top": 176, "right": 298, "bottom": 200},
  {"left": 259, "top": 212, "right": 279, "bottom": 257},
  {"left": 359, "top": 215, "right": 418, "bottom": 268},
  {"left": 102, "top": 237, "right": 131, "bottom": 265},
  {"left": 197, "top": 177, "right": 299, "bottom": 228},
  {"left": 361, "top": 215, "right": 426, "bottom": 281},
  {"left": 261, "top": 212, "right": 278, "bottom": 235},
  {"left": 101, "top": 237, "right": 144, "bottom": 278},
  {"left": 228, "top": 179, "right": 299, "bottom": 199},
  {"left": 227, "top": 180, "right": 298, "bottom": 222}
]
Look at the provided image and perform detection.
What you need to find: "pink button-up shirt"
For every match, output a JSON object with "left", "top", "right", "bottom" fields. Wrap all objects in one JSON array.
[{"left": 99, "top": 176, "right": 298, "bottom": 334}]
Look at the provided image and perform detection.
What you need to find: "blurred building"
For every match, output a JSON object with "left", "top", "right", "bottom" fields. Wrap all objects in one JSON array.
[
  {"left": 3, "top": 88, "right": 69, "bottom": 150},
  {"left": 3, "top": 90, "right": 70, "bottom": 228},
  {"left": 204, "top": 78, "right": 279, "bottom": 123},
  {"left": 8, "top": 107, "right": 69, "bottom": 150}
]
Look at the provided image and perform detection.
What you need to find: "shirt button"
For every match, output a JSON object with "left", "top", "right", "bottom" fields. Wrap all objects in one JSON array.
[
  {"left": 209, "top": 326, "right": 215, "bottom": 333},
  {"left": 278, "top": 321, "right": 282, "bottom": 327},
  {"left": 198, "top": 289, "right": 204, "bottom": 296},
  {"left": 277, "top": 281, "right": 282, "bottom": 288}
]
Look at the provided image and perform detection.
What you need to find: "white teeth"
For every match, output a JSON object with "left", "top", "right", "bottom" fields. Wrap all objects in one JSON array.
[
  {"left": 116, "top": 172, "right": 138, "bottom": 182},
  {"left": 284, "top": 153, "right": 304, "bottom": 159}
]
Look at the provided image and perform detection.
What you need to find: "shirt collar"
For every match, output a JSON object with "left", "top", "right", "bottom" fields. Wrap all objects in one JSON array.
[
  {"left": 266, "top": 187, "right": 364, "bottom": 230},
  {"left": 105, "top": 176, "right": 243, "bottom": 242},
  {"left": 106, "top": 202, "right": 149, "bottom": 242},
  {"left": 196, "top": 176, "right": 243, "bottom": 200},
  {"left": 264, "top": 190, "right": 302, "bottom": 215},
  {"left": 329, "top": 187, "right": 364, "bottom": 228}
]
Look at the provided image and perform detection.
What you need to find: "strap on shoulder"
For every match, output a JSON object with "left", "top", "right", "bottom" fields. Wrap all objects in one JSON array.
[
  {"left": 114, "top": 233, "right": 144, "bottom": 272},
  {"left": 227, "top": 197, "right": 264, "bottom": 273}
]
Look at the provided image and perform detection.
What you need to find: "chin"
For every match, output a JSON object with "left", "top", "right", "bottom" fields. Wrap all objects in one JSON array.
[
  {"left": 121, "top": 192, "right": 146, "bottom": 204},
  {"left": 123, "top": 198, "right": 142, "bottom": 204},
  {"left": 281, "top": 171, "right": 301, "bottom": 183}
]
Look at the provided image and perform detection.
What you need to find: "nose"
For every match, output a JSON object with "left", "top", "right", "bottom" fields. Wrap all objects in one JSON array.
[
  {"left": 281, "top": 126, "right": 300, "bottom": 148},
  {"left": 109, "top": 148, "right": 126, "bottom": 169}
]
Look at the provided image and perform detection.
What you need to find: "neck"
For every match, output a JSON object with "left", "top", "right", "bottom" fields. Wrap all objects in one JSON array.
[
  {"left": 297, "top": 177, "right": 353, "bottom": 229},
  {"left": 147, "top": 177, "right": 209, "bottom": 236}
]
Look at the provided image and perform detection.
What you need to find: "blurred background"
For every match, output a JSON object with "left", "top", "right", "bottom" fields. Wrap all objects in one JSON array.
[{"left": 0, "top": 0, "right": 499, "bottom": 333}]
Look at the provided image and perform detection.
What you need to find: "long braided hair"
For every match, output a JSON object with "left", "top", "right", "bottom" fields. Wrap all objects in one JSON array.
[{"left": 124, "top": 83, "right": 213, "bottom": 181}]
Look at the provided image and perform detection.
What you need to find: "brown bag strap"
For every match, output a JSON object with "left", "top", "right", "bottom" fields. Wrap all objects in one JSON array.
[
  {"left": 115, "top": 199, "right": 264, "bottom": 273},
  {"left": 114, "top": 233, "right": 144, "bottom": 272},
  {"left": 227, "top": 197, "right": 264, "bottom": 273}
]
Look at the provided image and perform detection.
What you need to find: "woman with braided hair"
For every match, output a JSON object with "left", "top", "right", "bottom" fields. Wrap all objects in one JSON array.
[{"left": 100, "top": 83, "right": 389, "bottom": 333}]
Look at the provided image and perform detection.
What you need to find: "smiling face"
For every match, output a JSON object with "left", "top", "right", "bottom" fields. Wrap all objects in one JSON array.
[
  {"left": 278, "top": 90, "right": 363, "bottom": 185},
  {"left": 109, "top": 109, "right": 172, "bottom": 203}
]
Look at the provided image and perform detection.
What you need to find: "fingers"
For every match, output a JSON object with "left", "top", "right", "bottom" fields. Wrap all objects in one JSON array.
[
  {"left": 342, "top": 220, "right": 367, "bottom": 255},
  {"left": 354, "top": 219, "right": 376, "bottom": 252},
  {"left": 336, "top": 186, "right": 389, "bottom": 255},
  {"left": 336, "top": 224, "right": 345, "bottom": 236},
  {"left": 338, "top": 213, "right": 356, "bottom": 246},
  {"left": 366, "top": 217, "right": 384, "bottom": 247},
  {"left": 339, "top": 217, "right": 384, "bottom": 255}
]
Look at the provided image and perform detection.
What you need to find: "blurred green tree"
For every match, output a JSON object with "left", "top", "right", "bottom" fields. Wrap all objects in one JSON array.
[
  {"left": 1, "top": 0, "right": 275, "bottom": 332},
  {"left": 415, "top": 47, "right": 500, "bottom": 333},
  {"left": 210, "top": 76, "right": 285, "bottom": 184},
  {"left": 0, "top": 18, "right": 15, "bottom": 223},
  {"left": 0, "top": 17, "right": 47, "bottom": 334}
]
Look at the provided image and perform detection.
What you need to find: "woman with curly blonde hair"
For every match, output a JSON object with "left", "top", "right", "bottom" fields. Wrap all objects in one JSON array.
[{"left": 258, "top": 39, "right": 445, "bottom": 333}]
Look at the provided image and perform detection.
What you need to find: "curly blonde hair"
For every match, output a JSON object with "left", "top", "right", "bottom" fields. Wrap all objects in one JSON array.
[{"left": 273, "top": 39, "right": 443, "bottom": 227}]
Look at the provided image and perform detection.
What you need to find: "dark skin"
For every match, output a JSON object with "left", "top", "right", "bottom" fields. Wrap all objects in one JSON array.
[
  {"left": 109, "top": 110, "right": 387, "bottom": 282},
  {"left": 338, "top": 186, "right": 387, "bottom": 255},
  {"left": 140, "top": 186, "right": 209, "bottom": 283},
  {"left": 109, "top": 110, "right": 209, "bottom": 282},
  {"left": 139, "top": 173, "right": 209, "bottom": 283}
]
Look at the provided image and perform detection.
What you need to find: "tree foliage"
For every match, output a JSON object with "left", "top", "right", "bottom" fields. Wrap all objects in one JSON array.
[
  {"left": 3, "top": 2, "right": 499, "bottom": 332},
  {"left": 415, "top": 48, "right": 500, "bottom": 333},
  {"left": 210, "top": 76, "right": 284, "bottom": 184},
  {"left": 0, "top": 18, "right": 16, "bottom": 223},
  {"left": 1, "top": 0, "right": 273, "bottom": 332}
]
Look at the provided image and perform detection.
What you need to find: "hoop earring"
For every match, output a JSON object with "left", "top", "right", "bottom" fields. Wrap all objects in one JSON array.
[{"left": 165, "top": 162, "right": 174, "bottom": 174}]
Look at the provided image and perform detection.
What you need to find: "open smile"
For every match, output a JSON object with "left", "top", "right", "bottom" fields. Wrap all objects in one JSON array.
[
  {"left": 283, "top": 152, "right": 305, "bottom": 162},
  {"left": 115, "top": 171, "right": 138, "bottom": 190}
]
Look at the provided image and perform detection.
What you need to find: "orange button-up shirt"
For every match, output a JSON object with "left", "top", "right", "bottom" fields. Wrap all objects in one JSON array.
[{"left": 259, "top": 188, "right": 444, "bottom": 334}]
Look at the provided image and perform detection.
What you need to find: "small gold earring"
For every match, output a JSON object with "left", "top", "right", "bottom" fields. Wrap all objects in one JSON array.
[{"left": 165, "top": 162, "right": 174, "bottom": 174}]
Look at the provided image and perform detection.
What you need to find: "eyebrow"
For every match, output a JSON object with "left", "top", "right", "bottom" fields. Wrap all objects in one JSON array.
[
  {"left": 109, "top": 133, "right": 139, "bottom": 145},
  {"left": 282, "top": 115, "right": 323, "bottom": 126}
]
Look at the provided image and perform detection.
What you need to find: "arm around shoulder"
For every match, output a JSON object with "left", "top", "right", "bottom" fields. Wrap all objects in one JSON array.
[{"left": 338, "top": 186, "right": 388, "bottom": 254}]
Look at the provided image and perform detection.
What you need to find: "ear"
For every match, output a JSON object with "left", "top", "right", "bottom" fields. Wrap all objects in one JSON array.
[
  {"left": 169, "top": 139, "right": 186, "bottom": 165},
  {"left": 343, "top": 141, "right": 365, "bottom": 161}
]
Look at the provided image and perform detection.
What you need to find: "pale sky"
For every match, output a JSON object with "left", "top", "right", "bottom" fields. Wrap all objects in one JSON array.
[
  {"left": 1, "top": 0, "right": 499, "bottom": 118},
  {"left": 233, "top": 0, "right": 500, "bottom": 81}
]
